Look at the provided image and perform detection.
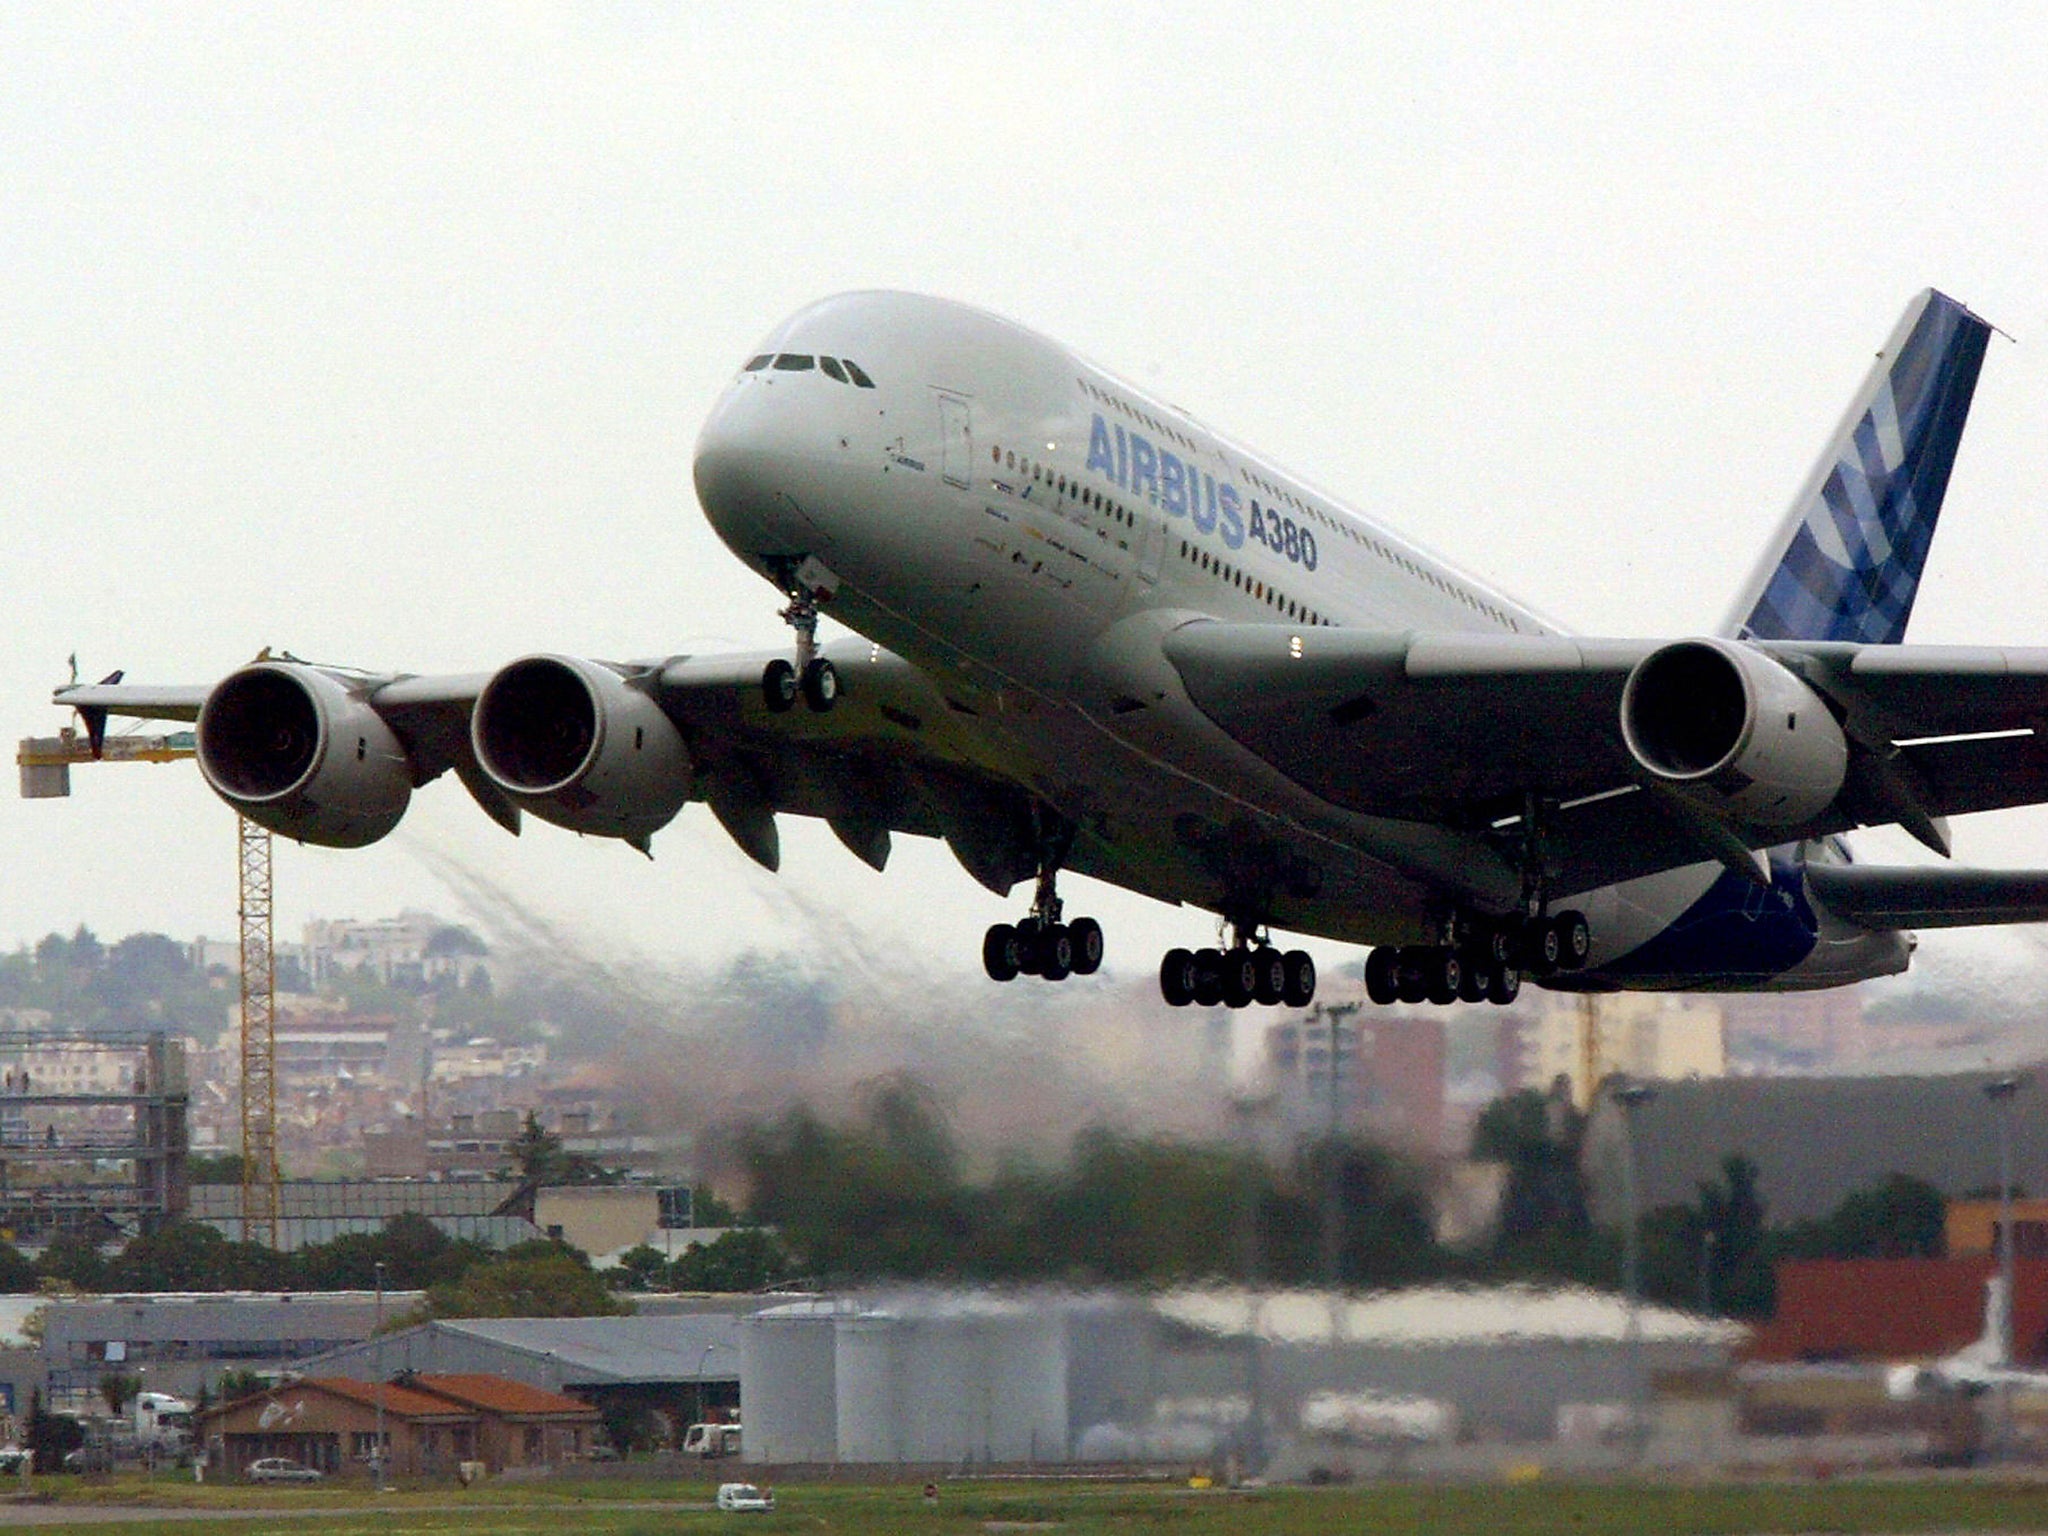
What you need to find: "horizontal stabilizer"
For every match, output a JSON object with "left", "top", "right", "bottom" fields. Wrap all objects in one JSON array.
[{"left": 1807, "top": 862, "right": 2048, "bottom": 929}]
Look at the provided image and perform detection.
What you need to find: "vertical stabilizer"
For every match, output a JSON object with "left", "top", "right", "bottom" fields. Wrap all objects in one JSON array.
[{"left": 1724, "top": 290, "right": 1991, "bottom": 644}]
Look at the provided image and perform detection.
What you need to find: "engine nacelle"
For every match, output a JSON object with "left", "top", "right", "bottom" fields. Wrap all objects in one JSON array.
[
  {"left": 471, "top": 654, "right": 690, "bottom": 843},
  {"left": 196, "top": 663, "right": 413, "bottom": 848},
  {"left": 1619, "top": 638, "right": 1847, "bottom": 826}
]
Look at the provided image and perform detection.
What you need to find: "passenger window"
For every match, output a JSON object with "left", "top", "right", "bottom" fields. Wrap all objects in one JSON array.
[
  {"left": 843, "top": 359, "right": 876, "bottom": 388},
  {"left": 744, "top": 355, "right": 771, "bottom": 371},
  {"left": 773, "top": 354, "right": 815, "bottom": 371},
  {"left": 820, "top": 356, "right": 849, "bottom": 383}
]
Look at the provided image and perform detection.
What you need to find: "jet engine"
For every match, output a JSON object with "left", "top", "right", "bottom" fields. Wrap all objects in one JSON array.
[
  {"left": 471, "top": 654, "right": 691, "bottom": 843},
  {"left": 1619, "top": 638, "right": 1847, "bottom": 826},
  {"left": 195, "top": 662, "right": 413, "bottom": 847}
]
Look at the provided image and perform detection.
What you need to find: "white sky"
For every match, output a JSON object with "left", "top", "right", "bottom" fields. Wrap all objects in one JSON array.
[{"left": 6, "top": 4, "right": 2048, "bottom": 986}]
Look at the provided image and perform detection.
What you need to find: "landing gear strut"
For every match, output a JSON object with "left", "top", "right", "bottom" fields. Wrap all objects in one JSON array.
[
  {"left": 762, "top": 563, "right": 839, "bottom": 713},
  {"left": 982, "top": 825, "right": 1103, "bottom": 985},
  {"left": 1157, "top": 917, "right": 1315, "bottom": 1011}
]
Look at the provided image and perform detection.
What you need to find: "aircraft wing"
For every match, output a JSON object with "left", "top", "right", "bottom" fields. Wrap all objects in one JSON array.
[
  {"left": 1161, "top": 622, "right": 2048, "bottom": 897},
  {"left": 50, "top": 640, "right": 1036, "bottom": 885}
]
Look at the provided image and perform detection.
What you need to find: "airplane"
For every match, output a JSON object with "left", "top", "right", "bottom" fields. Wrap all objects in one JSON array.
[{"left": 44, "top": 287, "right": 2048, "bottom": 1013}]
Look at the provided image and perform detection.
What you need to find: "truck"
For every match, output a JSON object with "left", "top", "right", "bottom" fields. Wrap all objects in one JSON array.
[
  {"left": 682, "top": 1421, "right": 742, "bottom": 1458},
  {"left": 134, "top": 1392, "right": 194, "bottom": 1453}
]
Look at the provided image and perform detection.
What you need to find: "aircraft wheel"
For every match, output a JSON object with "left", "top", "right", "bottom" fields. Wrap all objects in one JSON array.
[
  {"left": 1252, "top": 947, "right": 1287, "bottom": 1007},
  {"left": 1193, "top": 949, "right": 1226, "bottom": 1008},
  {"left": 801, "top": 657, "right": 840, "bottom": 712},
  {"left": 1364, "top": 948, "right": 1399, "bottom": 1006},
  {"left": 1014, "top": 917, "right": 1043, "bottom": 975},
  {"left": 1040, "top": 923, "right": 1074, "bottom": 982},
  {"left": 1395, "top": 948, "right": 1429, "bottom": 1005},
  {"left": 1457, "top": 958, "right": 1490, "bottom": 1004},
  {"left": 1221, "top": 948, "right": 1258, "bottom": 1009},
  {"left": 982, "top": 923, "right": 1021, "bottom": 983},
  {"left": 1282, "top": 950, "right": 1317, "bottom": 1008},
  {"left": 1068, "top": 917, "right": 1104, "bottom": 976},
  {"left": 1552, "top": 910, "right": 1591, "bottom": 970},
  {"left": 1427, "top": 949, "right": 1462, "bottom": 1006},
  {"left": 1521, "top": 920, "right": 1562, "bottom": 977},
  {"left": 762, "top": 658, "right": 799, "bottom": 713},
  {"left": 1160, "top": 948, "right": 1196, "bottom": 1007},
  {"left": 1487, "top": 965, "right": 1522, "bottom": 1006}
]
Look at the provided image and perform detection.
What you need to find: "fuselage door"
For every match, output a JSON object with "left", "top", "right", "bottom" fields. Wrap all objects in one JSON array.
[
  {"left": 1136, "top": 517, "right": 1165, "bottom": 588},
  {"left": 937, "top": 393, "right": 972, "bottom": 490}
]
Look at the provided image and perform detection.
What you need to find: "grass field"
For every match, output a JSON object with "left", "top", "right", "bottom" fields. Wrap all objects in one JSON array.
[{"left": 16, "top": 1473, "right": 2048, "bottom": 1536}]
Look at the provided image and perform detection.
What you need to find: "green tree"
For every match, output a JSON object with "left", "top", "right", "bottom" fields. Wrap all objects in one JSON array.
[
  {"left": 1470, "top": 1087, "right": 1594, "bottom": 1279},
  {"left": 186, "top": 1152, "right": 247, "bottom": 1186},
  {"left": 668, "top": 1228, "right": 796, "bottom": 1292},
  {"left": 411, "top": 1250, "right": 626, "bottom": 1322},
  {"left": 36, "top": 1232, "right": 107, "bottom": 1291},
  {"left": 98, "top": 1372, "right": 141, "bottom": 1419},
  {"left": 106, "top": 1221, "right": 285, "bottom": 1291},
  {"left": 1791, "top": 1173, "right": 1947, "bottom": 1260},
  {"left": 0, "top": 1239, "right": 36, "bottom": 1291},
  {"left": 607, "top": 1245, "right": 672, "bottom": 1292}
]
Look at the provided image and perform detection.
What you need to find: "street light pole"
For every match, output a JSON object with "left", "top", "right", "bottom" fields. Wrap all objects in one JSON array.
[
  {"left": 373, "top": 1261, "right": 387, "bottom": 1490},
  {"left": 1985, "top": 1074, "right": 2022, "bottom": 1461},
  {"left": 1615, "top": 1080, "right": 1657, "bottom": 1460}
]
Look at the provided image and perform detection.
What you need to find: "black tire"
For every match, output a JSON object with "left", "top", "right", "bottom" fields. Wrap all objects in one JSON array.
[
  {"left": 801, "top": 657, "right": 840, "bottom": 712},
  {"left": 1522, "top": 921, "right": 1562, "bottom": 977},
  {"left": 1554, "top": 910, "right": 1591, "bottom": 970},
  {"left": 1395, "top": 948, "right": 1429, "bottom": 1005},
  {"left": 982, "top": 923, "right": 1020, "bottom": 983},
  {"left": 1427, "top": 949, "right": 1462, "bottom": 1006},
  {"left": 1193, "top": 948, "right": 1226, "bottom": 1008},
  {"left": 1222, "top": 948, "right": 1257, "bottom": 1009},
  {"left": 1483, "top": 927, "right": 1514, "bottom": 967},
  {"left": 1160, "top": 948, "right": 1196, "bottom": 1007},
  {"left": 1015, "top": 917, "right": 1043, "bottom": 976},
  {"left": 1364, "top": 948, "right": 1399, "bottom": 1006},
  {"left": 1041, "top": 923, "right": 1074, "bottom": 982},
  {"left": 1487, "top": 965, "right": 1522, "bottom": 1005},
  {"left": 1282, "top": 950, "right": 1317, "bottom": 1008},
  {"left": 1068, "top": 917, "right": 1104, "bottom": 975},
  {"left": 1252, "top": 947, "right": 1287, "bottom": 1007},
  {"left": 762, "top": 658, "right": 798, "bottom": 713},
  {"left": 1457, "top": 958, "right": 1489, "bottom": 1005}
]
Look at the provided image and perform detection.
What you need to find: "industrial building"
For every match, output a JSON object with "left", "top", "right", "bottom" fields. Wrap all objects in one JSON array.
[
  {"left": 35, "top": 1289, "right": 419, "bottom": 1412},
  {"left": 301, "top": 1309, "right": 747, "bottom": 1445},
  {"left": 739, "top": 1284, "right": 1742, "bottom": 1467},
  {"left": 182, "top": 1179, "right": 538, "bottom": 1251}
]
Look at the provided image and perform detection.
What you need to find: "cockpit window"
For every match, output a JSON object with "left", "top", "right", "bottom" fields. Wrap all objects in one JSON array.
[
  {"left": 819, "top": 356, "right": 848, "bottom": 383},
  {"left": 773, "top": 354, "right": 815, "bottom": 371},
  {"left": 744, "top": 354, "right": 772, "bottom": 371},
  {"left": 842, "top": 358, "right": 876, "bottom": 389}
]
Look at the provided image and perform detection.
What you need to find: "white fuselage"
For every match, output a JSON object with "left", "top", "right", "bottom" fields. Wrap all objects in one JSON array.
[{"left": 693, "top": 291, "right": 1910, "bottom": 990}]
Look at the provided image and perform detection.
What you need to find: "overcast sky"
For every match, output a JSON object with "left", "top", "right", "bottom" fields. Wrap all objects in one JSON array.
[{"left": 6, "top": 5, "right": 2048, "bottom": 985}]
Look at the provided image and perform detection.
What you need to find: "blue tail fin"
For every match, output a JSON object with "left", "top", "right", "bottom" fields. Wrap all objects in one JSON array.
[{"left": 1725, "top": 290, "right": 1991, "bottom": 644}]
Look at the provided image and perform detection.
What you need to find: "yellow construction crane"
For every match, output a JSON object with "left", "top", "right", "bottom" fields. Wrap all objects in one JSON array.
[{"left": 18, "top": 724, "right": 281, "bottom": 1248}]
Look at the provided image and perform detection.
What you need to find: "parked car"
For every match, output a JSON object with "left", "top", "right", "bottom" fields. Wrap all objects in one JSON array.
[
  {"left": 246, "top": 1457, "right": 323, "bottom": 1484},
  {"left": 716, "top": 1482, "right": 774, "bottom": 1512}
]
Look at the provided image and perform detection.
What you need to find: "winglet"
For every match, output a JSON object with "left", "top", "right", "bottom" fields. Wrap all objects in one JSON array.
[
  {"left": 1725, "top": 290, "right": 1993, "bottom": 644},
  {"left": 77, "top": 669, "right": 124, "bottom": 759}
]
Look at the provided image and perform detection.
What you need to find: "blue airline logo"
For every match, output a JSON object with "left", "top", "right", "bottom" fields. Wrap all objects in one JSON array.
[{"left": 1085, "top": 413, "right": 1318, "bottom": 571}]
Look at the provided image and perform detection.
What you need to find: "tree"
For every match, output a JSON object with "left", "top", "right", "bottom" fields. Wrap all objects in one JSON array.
[
  {"left": 1793, "top": 1173, "right": 1947, "bottom": 1260},
  {"left": 98, "top": 1372, "right": 142, "bottom": 1419},
  {"left": 186, "top": 1152, "right": 247, "bottom": 1186},
  {"left": 1471, "top": 1087, "right": 1593, "bottom": 1275},
  {"left": 607, "top": 1245, "right": 672, "bottom": 1292},
  {"left": 411, "top": 1250, "right": 627, "bottom": 1322},
  {"left": 0, "top": 1239, "right": 36, "bottom": 1291},
  {"left": 105, "top": 1221, "right": 284, "bottom": 1292},
  {"left": 36, "top": 1232, "right": 107, "bottom": 1291},
  {"left": 668, "top": 1229, "right": 796, "bottom": 1292},
  {"left": 24, "top": 1388, "right": 83, "bottom": 1473}
]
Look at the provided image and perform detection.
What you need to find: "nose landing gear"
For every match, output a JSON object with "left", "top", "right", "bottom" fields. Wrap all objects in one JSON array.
[{"left": 762, "top": 561, "right": 839, "bottom": 714}]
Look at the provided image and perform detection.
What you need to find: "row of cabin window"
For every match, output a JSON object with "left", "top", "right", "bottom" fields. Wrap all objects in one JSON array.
[
  {"left": 1076, "top": 379, "right": 1518, "bottom": 632},
  {"left": 993, "top": 444, "right": 1137, "bottom": 529},
  {"left": 1080, "top": 377, "right": 1201, "bottom": 458},
  {"left": 744, "top": 353, "right": 876, "bottom": 387},
  {"left": 1179, "top": 538, "right": 1326, "bottom": 627}
]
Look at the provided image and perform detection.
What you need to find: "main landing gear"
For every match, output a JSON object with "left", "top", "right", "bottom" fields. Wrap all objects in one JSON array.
[
  {"left": 983, "top": 858, "right": 1104, "bottom": 984},
  {"left": 1158, "top": 923, "right": 1317, "bottom": 1011},
  {"left": 1362, "top": 910, "right": 1589, "bottom": 1008},
  {"left": 761, "top": 565, "right": 839, "bottom": 714}
]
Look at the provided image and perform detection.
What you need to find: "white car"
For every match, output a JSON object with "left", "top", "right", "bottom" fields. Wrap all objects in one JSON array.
[
  {"left": 246, "top": 1456, "right": 323, "bottom": 1483},
  {"left": 716, "top": 1482, "right": 774, "bottom": 1512}
]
